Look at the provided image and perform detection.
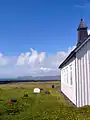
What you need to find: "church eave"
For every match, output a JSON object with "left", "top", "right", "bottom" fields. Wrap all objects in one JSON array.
[
  {"left": 58, "top": 35, "right": 90, "bottom": 69},
  {"left": 58, "top": 50, "right": 76, "bottom": 69}
]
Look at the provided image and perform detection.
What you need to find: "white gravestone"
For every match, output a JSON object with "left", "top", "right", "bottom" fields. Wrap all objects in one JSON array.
[{"left": 34, "top": 88, "right": 40, "bottom": 93}]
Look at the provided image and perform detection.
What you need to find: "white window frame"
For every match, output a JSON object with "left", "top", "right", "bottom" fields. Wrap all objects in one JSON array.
[
  {"left": 70, "top": 64, "right": 73, "bottom": 86},
  {"left": 64, "top": 69, "right": 65, "bottom": 84},
  {"left": 66, "top": 67, "right": 68, "bottom": 84}
]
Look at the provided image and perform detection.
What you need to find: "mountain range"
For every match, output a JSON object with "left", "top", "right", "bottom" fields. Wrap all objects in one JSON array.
[{"left": 17, "top": 75, "right": 60, "bottom": 81}]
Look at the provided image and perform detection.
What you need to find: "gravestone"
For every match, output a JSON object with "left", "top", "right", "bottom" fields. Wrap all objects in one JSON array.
[
  {"left": 52, "top": 85, "right": 54, "bottom": 88},
  {"left": 34, "top": 88, "right": 40, "bottom": 93},
  {"left": 24, "top": 94, "right": 28, "bottom": 97},
  {"left": 44, "top": 90, "right": 50, "bottom": 94},
  {"left": 11, "top": 99, "right": 17, "bottom": 103},
  {"left": 39, "top": 88, "right": 44, "bottom": 91}
]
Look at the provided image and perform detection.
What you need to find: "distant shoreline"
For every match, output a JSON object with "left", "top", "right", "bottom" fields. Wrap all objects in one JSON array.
[{"left": 0, "top": 79, "right": 60, "bottom": 84}]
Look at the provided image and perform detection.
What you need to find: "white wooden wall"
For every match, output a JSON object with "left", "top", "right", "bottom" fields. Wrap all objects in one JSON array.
[
  {"left": 61, "top": 38, "right": 90, "bottom": 107},
  {"left": 61, "top": 57, "right": 76, "bottom": 105},
  {"left": 76, "top": 40, "right": 90, "bottom": 107}
]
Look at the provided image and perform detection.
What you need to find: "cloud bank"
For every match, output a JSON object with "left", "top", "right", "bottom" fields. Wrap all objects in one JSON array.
[{"left": 0, "top": 46, "right": 76, "bottom": 78}]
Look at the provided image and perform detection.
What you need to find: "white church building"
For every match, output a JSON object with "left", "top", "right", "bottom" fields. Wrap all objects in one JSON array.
[{"left": 59, "top": 19, "right": 90, "bottom": 107}]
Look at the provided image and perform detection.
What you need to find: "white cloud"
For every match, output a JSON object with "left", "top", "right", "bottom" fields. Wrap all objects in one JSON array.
[
  {"left": 40, "top": 67, "right": 52, "bottom": 72},
  {"left": 75, "top": 3, "right": 90, "bottom": 8},
  {"left": 16, "top": 48, "right": 45, "bottom": 67},
  {"left": 0, "top": 46, "right": 75, "bottom": 77},
  {"left": 88, "top": 30, "right": 90, "bottom": 35},
  {"left": 0, "top": 53, "right": 8, "bottom": 66}
]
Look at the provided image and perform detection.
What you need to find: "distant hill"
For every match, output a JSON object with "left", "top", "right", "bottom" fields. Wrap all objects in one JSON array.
[
  {"left": 17, "top": 75, "right": 60, "bottom": 81},
  {"left": 0, "top": 75, "right": 60, "bottom": 84}
]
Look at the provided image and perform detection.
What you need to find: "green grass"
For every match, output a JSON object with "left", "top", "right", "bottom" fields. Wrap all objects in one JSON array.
[{"left": 0, "top": 81, "right": 89, "bottom": 120}]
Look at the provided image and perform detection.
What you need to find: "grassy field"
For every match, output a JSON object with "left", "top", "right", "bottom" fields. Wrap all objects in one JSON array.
[{"left": 0, "top": 81, "right": 90, "bottom": 120}]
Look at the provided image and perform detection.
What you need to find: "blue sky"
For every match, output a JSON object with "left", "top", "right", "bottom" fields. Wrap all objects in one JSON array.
[
  {"left": 0, "top": 0, "right": 90, "bottom": 55},
  {"left": 0, "top": 0, "right": 90, "bottom": 77}
]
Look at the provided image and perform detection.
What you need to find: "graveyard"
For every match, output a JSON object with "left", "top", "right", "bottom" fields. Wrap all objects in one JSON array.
[{"left": 0, "top": 81, "right": 90, "bottom": 120}]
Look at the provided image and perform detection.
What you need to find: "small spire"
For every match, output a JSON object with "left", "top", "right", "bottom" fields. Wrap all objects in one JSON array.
[
  {"left": 77, "top": 18, "right": 88, "bottom": 31},
  {"left": 77, "top": 19, "right": 88, "bottom": 46},
  {"left": 81, "top": 18, "right": 83, "bottom": 21}
]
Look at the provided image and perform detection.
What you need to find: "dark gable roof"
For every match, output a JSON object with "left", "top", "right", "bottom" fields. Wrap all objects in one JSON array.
[
  {"left": 58, "top": 48, "right": 76, "bottom": 69},
  {"left": 58, "top": 35, "right": 90, "bottom": 69}
]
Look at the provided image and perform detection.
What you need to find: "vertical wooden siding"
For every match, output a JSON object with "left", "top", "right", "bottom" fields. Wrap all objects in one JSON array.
[{"left": 76, "top": 41, "right": 90, "bottom": 107}]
